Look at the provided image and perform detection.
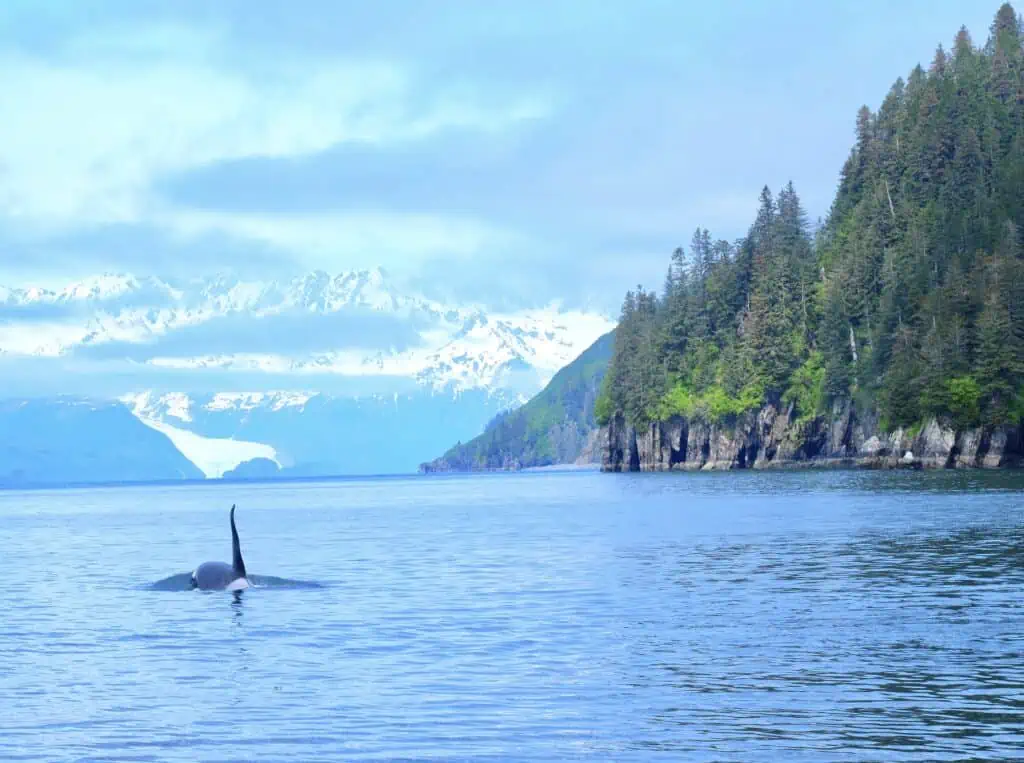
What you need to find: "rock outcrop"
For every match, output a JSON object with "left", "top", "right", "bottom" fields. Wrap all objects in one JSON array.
[{"left": 601, "top": 402, "right": 1024, "bottom": 472}]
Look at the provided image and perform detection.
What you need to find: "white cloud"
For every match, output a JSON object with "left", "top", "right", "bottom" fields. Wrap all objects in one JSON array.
[
  {"left": 0, "top": 22, "right": 549, "bottom": 240},
  {"left": 161, "top": 209, "right": 521, "bottom": 270}
]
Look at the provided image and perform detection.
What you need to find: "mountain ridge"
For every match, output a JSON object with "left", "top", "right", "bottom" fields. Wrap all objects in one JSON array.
[
  {"left": 421, "top": 330, "right": 615, "bottom": 472},
  {"left": 1, "top": 267, "right": 613, "bottom": 396},
  {"left": 0, "top": 267, "right": 613, "bottom": 482}
]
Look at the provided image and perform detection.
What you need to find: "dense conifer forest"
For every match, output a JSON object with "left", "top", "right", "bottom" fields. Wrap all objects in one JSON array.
[{"left": 597, "top": 4, "right": 1024, "bottom": 436}]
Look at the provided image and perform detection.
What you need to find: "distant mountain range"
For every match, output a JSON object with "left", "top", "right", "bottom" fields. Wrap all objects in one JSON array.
[
  {"left": 0, "top": 268, "right": 611, "bottom": 393},
  {"left": 0, "top": 268, "right": 615, "bottom": 483}
]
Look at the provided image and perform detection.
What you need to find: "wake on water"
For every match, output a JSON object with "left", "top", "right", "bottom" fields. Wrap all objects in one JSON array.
[{"left": 147, "top": 573, "right": 326, "bottom": 592}]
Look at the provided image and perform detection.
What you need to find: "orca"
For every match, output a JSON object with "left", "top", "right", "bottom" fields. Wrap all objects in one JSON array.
[{"left": 190, "top": 504, "right": 250, "bottom": 591}]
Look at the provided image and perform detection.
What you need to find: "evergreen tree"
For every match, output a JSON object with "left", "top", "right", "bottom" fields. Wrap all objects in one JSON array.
[
  {"left": 599, "top": 3, "right": 1024, "bottom": 434},
  {"left": 977, "top": 271, "right": 1023, "bottom": 425}
]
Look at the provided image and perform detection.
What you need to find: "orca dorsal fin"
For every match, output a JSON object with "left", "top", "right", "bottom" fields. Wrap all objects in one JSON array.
[{"left": 230, "top": 504, "right": 247, "bottom": 578}]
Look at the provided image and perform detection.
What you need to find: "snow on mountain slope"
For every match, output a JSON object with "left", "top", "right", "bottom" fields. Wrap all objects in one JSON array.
[
  {"left": 134, "top": 415, "right": 279, "bottom": 479},
  {"left": 1, "top": 269, "right": 616, "bottom": 480},
  {"left": 123, "top": 390, "right": 314, "bottom": 421},
  {"left": 120, "top": 386, "right": 518, "bottom": 476},
  {"left": 0, "top": 268, "right": 616, "bottom": 395},
  {"left": 1, "top": 274, "right": 180, "bottom": 306},
  {"left": 0, "top": 267, "right": 425, "bottom": 356},
  {"left": 415, "top": 306, "right": 613, "bottom": 391},
  {"left": 207, "top": 391, "right": 315, "bottom": 412},
  {"left": 146, "top": 306, "right": 609, "bottom": 393}
]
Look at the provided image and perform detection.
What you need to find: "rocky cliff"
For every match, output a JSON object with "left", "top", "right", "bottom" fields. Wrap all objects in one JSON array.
[{"left": 601, "top": 402, "right": 1024, "bottom": 472}]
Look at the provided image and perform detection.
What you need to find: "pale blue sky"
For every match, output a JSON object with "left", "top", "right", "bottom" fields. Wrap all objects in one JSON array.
[{"left": 0, "top": 0, "right": 999, "bottom": 310}]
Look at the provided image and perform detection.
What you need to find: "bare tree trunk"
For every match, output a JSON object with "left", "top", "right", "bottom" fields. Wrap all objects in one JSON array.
[{"left": 884, "top": 179, "right": 896, "bottom": 221}]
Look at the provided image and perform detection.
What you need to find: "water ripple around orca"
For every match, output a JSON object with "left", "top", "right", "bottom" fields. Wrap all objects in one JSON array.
[{"left": 146, "top": 572, "right": 326, "bottom": 591}]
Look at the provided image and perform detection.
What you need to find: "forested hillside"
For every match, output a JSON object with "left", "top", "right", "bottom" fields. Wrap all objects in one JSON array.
[
  {"left": 598, "top": 4, "right": 1024, "bottom": 442},
  {"left": 422, "top": 331, "right": 614, "bottom": 471}
]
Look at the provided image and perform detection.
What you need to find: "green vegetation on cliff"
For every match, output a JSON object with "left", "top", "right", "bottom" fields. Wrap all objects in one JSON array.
[
  {"left": 599, "top": 3, "right": 1024, "bottom": 434},
  {"left": 423, "top": 331, "right": 614, "bottom": 471}
]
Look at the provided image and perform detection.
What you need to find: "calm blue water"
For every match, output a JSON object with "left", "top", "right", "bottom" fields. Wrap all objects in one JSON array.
[{"left": 1, "top": 469, "right": 1022, "bottom": 761}]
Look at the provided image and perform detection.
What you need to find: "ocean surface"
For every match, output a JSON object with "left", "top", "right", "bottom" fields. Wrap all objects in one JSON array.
[{"left": 1, "top": 469, "right": 1022, "bottom": 762}]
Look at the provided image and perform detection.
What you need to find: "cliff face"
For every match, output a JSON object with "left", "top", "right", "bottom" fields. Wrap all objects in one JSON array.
[{"left": 601, "top": 402, "right": 1024, "bottom": 472}]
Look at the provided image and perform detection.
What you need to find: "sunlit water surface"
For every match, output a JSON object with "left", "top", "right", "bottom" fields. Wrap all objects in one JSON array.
[{"left": 1, "top": 469, "right": 1022, "bottom": 761}]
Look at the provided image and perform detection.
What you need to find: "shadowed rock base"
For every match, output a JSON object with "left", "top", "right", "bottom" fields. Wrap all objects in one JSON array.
[{"left": 600, "top": 401, "right": 1024, "bottom": 472}]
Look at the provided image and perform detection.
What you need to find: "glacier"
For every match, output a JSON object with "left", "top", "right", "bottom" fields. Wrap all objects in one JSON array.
[{"left": 132, "top": 415, "right": 281, "bottom": 479}]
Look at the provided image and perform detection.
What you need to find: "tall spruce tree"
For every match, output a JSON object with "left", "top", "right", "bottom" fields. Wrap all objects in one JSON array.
[{"left": 598, "top": 3, "right": 1024, "bottom": 434}]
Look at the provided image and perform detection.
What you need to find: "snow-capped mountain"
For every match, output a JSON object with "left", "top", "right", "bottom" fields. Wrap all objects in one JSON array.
[
  {"left": 0, "top": 267, "right": 614, "bottom": 394},
  {"left": 0, "top": 268, "right": 614, "bottom": 478}
]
